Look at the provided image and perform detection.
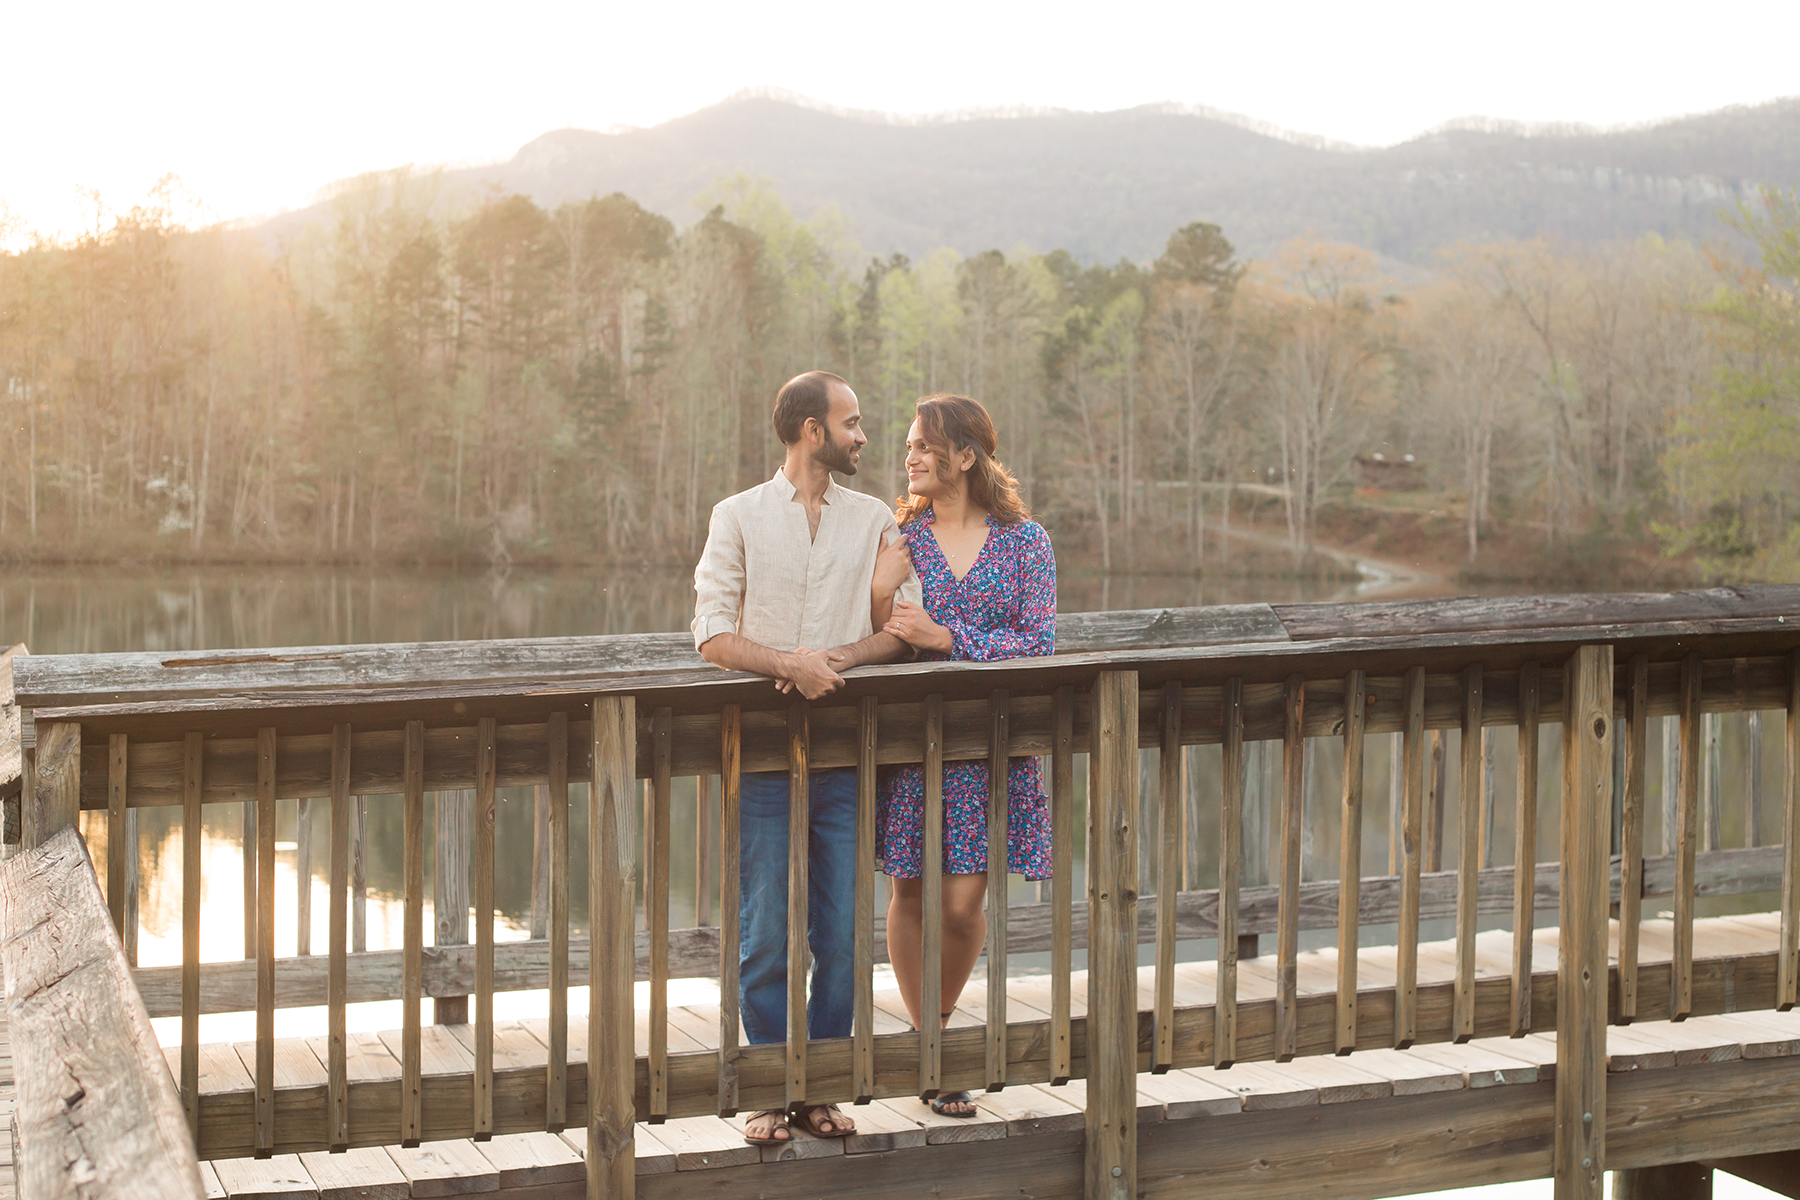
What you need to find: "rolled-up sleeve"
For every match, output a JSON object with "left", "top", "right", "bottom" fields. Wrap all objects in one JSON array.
[
  {"left": 691, "top": 502, "right": 746, "bottom": 651},
  {"left": 886, "top": 517, "right": 925, "bottom": 610}
]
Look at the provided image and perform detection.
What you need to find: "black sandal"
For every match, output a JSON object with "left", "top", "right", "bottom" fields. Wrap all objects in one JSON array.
[{"left": 928, "top": 1091, "right": 978, "bottom": 1118}]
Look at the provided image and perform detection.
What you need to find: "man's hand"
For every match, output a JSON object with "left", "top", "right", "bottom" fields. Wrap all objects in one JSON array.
[
  {"left": 884, "top": 601, "right": 954, "bottom": 654},
  {"left": 777, "top": 647, "right": 845, "bottom": 700}
]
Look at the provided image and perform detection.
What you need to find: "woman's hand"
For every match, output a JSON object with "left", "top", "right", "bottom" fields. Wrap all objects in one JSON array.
[
  {"left": 872, "top": 533, "right": 913, "bottom": 599},
  {"left": 883, "top": 601, "right": 954, "bottom": 654}
]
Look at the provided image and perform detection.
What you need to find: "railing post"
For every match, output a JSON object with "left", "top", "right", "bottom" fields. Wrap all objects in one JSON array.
[
  {"left": 1086, "top": 670, "right": 1139, "bottom": 1200},
  {"left": 590, "top": 695, "right": 637, "bottom": 1198},
  {"left": 27, "top": 721, "right": 80, "bottom": 849},
  {"left": 1556, "top": 645, "right": 1613, "bottom": 1200}
]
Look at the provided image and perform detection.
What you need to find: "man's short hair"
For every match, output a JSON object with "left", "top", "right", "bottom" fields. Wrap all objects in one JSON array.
[{"left": 772, "top": 371, "right": 847, "bottom": 445}]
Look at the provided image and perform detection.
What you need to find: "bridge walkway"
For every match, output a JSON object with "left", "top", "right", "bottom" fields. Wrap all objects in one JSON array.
[{"left": 179, "top": 911, "right": 1792, "bottom": 1198}]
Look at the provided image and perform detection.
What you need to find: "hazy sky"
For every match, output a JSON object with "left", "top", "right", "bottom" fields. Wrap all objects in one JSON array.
[{"left": 7, "top": 0, "right": 1798, "bottom": 241}]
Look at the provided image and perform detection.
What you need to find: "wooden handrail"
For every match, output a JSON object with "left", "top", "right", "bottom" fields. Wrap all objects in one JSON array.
[{"left": 0, "top": 827, "right": 202, "bottom": 1200}]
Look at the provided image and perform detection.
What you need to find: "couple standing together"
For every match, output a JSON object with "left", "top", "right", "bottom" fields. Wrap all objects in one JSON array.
[{"left": 691, "top": 370, "right": 1057, "bottom": 1145}]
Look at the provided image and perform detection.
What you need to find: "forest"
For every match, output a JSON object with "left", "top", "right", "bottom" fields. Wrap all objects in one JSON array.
[{"left": 1, "top": 171, "right": 1795, "bottom": 582}]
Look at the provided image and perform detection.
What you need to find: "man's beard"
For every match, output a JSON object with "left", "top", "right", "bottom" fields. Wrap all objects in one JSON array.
[{"left": 813, "top": 427, "right": 858, "bottom": 476}]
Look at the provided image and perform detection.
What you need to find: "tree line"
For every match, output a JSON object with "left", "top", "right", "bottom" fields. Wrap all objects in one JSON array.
[{"left": 1, "top": 170, "right": 1794, "bottom": 580}]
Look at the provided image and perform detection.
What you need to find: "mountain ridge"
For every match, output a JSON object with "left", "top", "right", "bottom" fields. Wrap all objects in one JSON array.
[{"left": 268, "top": 93, "right": 1800, "bottom": 264}]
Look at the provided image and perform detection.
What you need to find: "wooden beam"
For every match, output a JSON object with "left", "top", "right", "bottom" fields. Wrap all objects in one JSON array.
[
  {"left": 590, "top": 695, "right": 637, "bottom": 1198},
  {"left": 1086, "top": 670, "right": 1139, "bottom": 1200},
  {"left": 987, "top": 689, "right": 1012, "bottom": 1089},
  {"left": 855, "top": 696, "right": 877, "bottom": 1102},
  {"left": 1049, "top": 686, "right": 1074, "bottom": 1085},
  {"left": 1620, "top": 655, "right": 1649, "bottom": 1023},
  {"left": 1455, "top": 664, "right": 1483, "bottom": 1041},
  {"left": 786, "top": 701, "right": 810, "bottom": 1112},
  {"left": 1556, "top": 645, "right": 1613, "bottom": 1200},
  {"left": 546, "top": 711, "right": 570, "bottom": 1132},
  {"left": 1514, "top": 662, "right": 1542, "bottom": 1036},
  {"left": 1676, "top": 655, "right": 1703, "bottom": 1018},
  {"left": 182, "top": 731, "right": 202, "bottom": 1135},
  {"left": 0, "top": 827, "right": 203, "bottom": 1199},
  {"left": 1154, "top": 681, "right": 1180, "bottom": 1073},
  {"left": 1217, "top": 678, "right": 1243, "bottom": 1069},
  {"left": 1337, "top": 669, "right": 1366, "bottom": 1055},
  {"left": 401, "top": 720, "right": 424, "bottom": 1146},
  {"left": 1783, "top": 650, "right": 1800, "bottom": 1011},
  {"left": 647, "top": 708, "right": 672, "bottom": 1120},
  {"left": 327, "top": 723, "right": 352, "bottom": 1151},
  {"left": 921, "top": 694, "right": 945, "bottom": 1099},
  {"left": 255, "top": 727, "right": 277, "bottom": 1157},
  {"left": 717, "top": 704, "right": 742, "bottom": 1117},
  {"left": 28, "top": 721, "right": 80, "bottom": 848},
  {"left": 1275, "top": 675, "right": 1305, "bottom": 1061},
  {"left": 1396, "top": 667, "right": 1425, "bottom": 1049}
]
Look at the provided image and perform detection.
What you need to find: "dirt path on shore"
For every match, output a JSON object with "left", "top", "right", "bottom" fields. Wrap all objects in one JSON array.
[{"left": 1213, "top": 522, "right": 1450, "bottom": 598}]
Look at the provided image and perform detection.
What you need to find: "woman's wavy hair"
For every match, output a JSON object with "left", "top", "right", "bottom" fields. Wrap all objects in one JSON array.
[{"left": 895, "top": 393, "right": 1032, "bottom": 527}]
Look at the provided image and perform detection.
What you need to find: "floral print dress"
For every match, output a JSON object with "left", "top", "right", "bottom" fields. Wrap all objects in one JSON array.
[{"left": 876, "top": 510, "right": 1057, "bottom": 880}]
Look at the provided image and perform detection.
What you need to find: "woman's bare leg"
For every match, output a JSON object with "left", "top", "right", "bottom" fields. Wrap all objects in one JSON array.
[{"left": 887, "top": 874, "right": 991, "bottom": 1114}]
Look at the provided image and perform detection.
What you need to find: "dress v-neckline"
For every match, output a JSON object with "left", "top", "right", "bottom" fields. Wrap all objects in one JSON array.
[{"left": 930, "top": 518, "right": 991, "bottom": 584}]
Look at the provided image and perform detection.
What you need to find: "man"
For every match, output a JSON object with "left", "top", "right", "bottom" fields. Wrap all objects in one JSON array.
[{"left": 691, "top": 370, "right": 920, "bottom": 1145}]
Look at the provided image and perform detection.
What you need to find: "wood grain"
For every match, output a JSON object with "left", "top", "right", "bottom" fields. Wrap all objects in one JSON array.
[
  {"left": 257, "top": 727, "right": 278, "bottom": 1155},
  {"left": 590, "top": 694, "right": 637, "bottom": 1196},
  {"left": 401, "top": 720, "right": 425, "bottom": 1146},
  {"left": 1555, "top": 644, "right": 1613, "bottom": 1200},
  {"left": 1785, "top": 652, "right": 1800, "bottom": 1011},
  {"left": 183, "top": 730, "right": 203, "bottom": 1134},
  {"left": 28, "top": 721, "right": 80, "bottom": 849},
  {"left": 1086, "top": 670, "right": 1139, "bottom": 1200},
  {"left": 648, "top": 707, "right": 672, "bottom": 1119},
  {"left": 1455, "top": 664, "right": 1483, "bottom": 1041},
  {"left": 1621, "top": 655, "right": 1648, "bottom": 1022},
  {"left": 1513, "top": 662, "right": 1541, "bottom": 1036},
  {"left": 922, "top": 694, "right": 945, "bottom": 1099},
  {"left": 0, "top": 827, "right": 203, "bottom": 1199},
  {"left": 1275, "top": 674, "right": 1305, "bottom": 1061},
  {"left": 786, "top": 700, "right": 810, "bottom": 1111},
  {"left": 1337, "top": 670, "right": 1366, "bottom": 1055},
  {"left": 717, "top": 704, "right": 742, "bottom": 1117},
  {"left": 473, "top": 717, "right": 496, "bottom": 1138},
  {"left": 1217, "top": 677, "right": 1244, "bottom": 1069},
  {"left": 1396, "top": 667, "right": 1425, "bottom": 1049},
  {"left": 108, "top": 732, "right": 128, "bottom": 935},
  {"left": 547, "top": 711, "right": 570, "bottom": 1131},
  {"left": 327, "top": 722, "right": 352, "bottom": 1150},
  {"left": 1050, "top": 686, "right": 1074, "bottom": 1085},
  {"left": 988, "top": 688, "right": 1011, "bottom": 1089},
  {"left": 1677, "top": 655, "right": 1703, "bottom": 1018},
  {"left": 1155, "top": 681, "right": 1180, "bottom": 1072},
  {"left": 855, "top": 696, "right": 877, "bottom": 1102}
]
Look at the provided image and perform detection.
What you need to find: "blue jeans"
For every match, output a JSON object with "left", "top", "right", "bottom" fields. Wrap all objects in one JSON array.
[{"left": 739, "top": 768, "right": 857, "bottom": 1045}]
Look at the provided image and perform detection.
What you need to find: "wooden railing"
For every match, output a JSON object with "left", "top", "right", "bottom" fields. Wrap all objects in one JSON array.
[{"left": 4, "top": 586, "right": 1800, "bottom": 1200}]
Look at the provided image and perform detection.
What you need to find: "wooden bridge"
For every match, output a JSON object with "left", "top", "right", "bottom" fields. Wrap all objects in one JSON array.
[{"left": 5, "top": 587, "right": 1800, "bottom": 1200}]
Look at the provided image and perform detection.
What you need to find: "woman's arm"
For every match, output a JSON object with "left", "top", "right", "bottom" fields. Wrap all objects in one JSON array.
[
  {"left": 936, "top": 525, "right": 1057, "bottom": 662},
  {"left": 870, "top": 531, "right": 914, "bottom": 631}
]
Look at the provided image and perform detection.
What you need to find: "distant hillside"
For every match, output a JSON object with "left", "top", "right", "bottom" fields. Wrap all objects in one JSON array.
[{"left": 271, "top": 93, "right": 1800, "bottom": 264}]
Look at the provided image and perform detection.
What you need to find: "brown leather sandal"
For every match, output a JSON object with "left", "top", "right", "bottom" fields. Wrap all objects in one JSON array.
[
  {"left": 794, "top": 1103, "right": 856, "bottom": 1138},
  {"left": 743, "top": 1109, "right": 792, "bottom": 1145}
]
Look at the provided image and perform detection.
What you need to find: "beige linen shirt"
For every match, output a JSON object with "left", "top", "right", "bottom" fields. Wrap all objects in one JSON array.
[{"left": 692, "top": 468, "right": 922, "bottom": 654}]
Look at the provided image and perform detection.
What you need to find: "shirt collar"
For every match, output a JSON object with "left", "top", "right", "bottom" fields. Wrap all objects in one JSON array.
[{"left": 774, "top": 466, "right": 842, "bottom": 505}]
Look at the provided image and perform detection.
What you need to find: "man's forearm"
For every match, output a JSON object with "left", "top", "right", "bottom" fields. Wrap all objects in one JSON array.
[
  {"left": 699, "top": 632, "right": 795, "bottom": 678},
  {"left": 832, "top": 630, "right": 913, "bottom": 669}
]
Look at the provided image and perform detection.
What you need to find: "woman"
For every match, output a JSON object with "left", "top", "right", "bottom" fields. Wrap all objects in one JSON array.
[{"left": 870, "top": 393, "right": 1055, "bottom": 1117}]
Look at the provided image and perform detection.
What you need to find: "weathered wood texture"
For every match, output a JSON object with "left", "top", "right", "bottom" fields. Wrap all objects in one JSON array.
[
  {"left": 11, "top": 606, "right": 1292, "bottom": 709},
  {"left": 54, "top": 647, "right": 1800, "bottom": 820},
  {"left": 1556, "top": 646, "right": 1613, "bottom": 1200},
  {"left": 124, "top": 841, "right": 1787, "bottom": 1017},
  {"left": 0, "top": 645, "right": 21, "bottom": 806},
  {"left": 1086, "top": 670, "right": 1139, "bottom": 1200},
  {"left": 0, "top": 827, "right": 202, "bottom": 1199}
]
